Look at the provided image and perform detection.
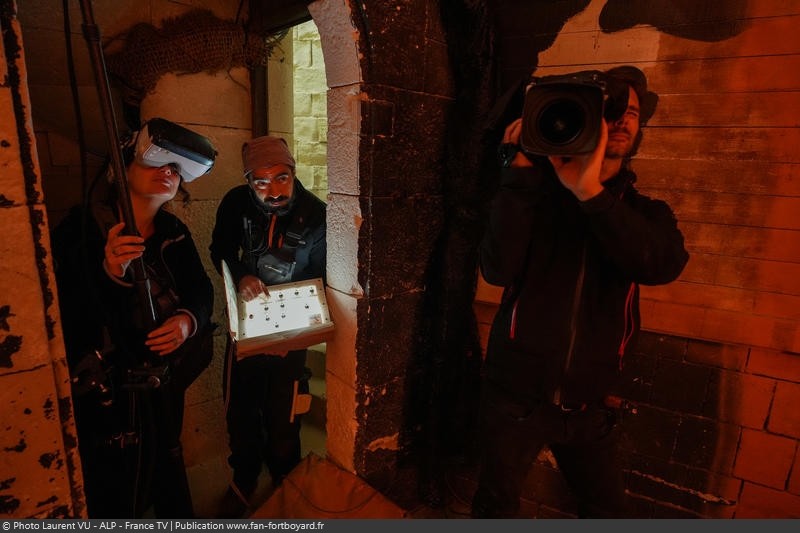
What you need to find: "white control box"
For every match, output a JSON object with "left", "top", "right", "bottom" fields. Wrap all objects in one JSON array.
[{"left": 222, "top": 260, "right": 335, "bottom": 359}]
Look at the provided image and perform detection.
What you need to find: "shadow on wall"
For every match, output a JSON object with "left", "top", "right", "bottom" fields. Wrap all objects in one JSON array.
[
  {"left": 600, "top": 0, "right": 750, "bottom": 41},
  {"left": 105, "top": 9, "right": 285, "bottom": 121},
  {"left": 492, "top": 0, "right": 750, "bottom": 90}
]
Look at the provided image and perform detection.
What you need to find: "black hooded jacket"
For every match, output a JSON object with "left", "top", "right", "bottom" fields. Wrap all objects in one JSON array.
[
  {"left": 209, "top": 179, "right": 326, "bottom": 287},
  {"left": 480, "top": 163, "right": 689, "bottom": 404},
  {"left": 51, "top": 193, "right": 214, "bottom": 385}
]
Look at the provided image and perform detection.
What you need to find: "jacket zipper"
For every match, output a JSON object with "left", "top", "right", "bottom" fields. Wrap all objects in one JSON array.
[
  {"left": 509, "top": 297, "right": 519, "bottom": 339},
  {"left": 521, "top": 179, "right": 632, "bottom": 403},
  {"left": 552, "top": 241, "right": 587, "bottom": 405},
  {"left": 617, "top": 282, "right": 637, "bottom": 370},
  {"left": 505, "top": 281, "right": 519, "bottom": 339}
]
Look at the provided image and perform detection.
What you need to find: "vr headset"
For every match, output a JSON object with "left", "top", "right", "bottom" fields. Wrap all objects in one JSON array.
[{"left": 134, "top": 118, "right": 217, "bottom": 182}]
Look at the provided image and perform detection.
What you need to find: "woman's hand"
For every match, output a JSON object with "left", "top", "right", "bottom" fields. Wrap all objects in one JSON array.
[
  {"left": 145, "top": 313, "right": 193, "bottom": 356},
  {"left": 104, "top": 222, "right": 145, "bottom": 278},
  {"left": 238, "top": 274, "right": 269, "bottom": 302}
]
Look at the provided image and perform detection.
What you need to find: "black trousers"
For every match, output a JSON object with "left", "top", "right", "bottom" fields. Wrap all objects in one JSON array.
[
  {"left": 471, "top": 381, "right": 629, "bottom": 518},
  {"left": 76, "top": 382, "right": 192, "bottom": 518},
  {"left": 223, "top": 344, "right": 307, "bottom": 493}
]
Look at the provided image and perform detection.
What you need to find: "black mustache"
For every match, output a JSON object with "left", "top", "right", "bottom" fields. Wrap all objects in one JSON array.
[{"left": 266, "top": 195, "right": 290, "bottom": 202}]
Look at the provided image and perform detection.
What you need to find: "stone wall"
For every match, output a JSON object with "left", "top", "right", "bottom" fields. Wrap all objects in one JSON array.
[
  {"left": 292, "top": 20, "right": 328, "bottom": 200},
  {"left": 0, "top": 1, "right": 84, "bottom": 517},
  {"left": 4, "top": 0, "right": 800, "bottom": 520}
]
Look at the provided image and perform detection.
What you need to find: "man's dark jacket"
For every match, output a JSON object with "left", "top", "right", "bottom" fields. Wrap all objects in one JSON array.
[
  {"left": 480, "top": 163, "right": 689, "bottom": 405},
  {"left": 209, "top": 180, "right": 326, "bottom": 286}
]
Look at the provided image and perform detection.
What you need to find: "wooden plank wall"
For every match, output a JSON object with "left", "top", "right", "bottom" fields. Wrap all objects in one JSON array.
[{"left": 476, "top": 0, "right": 800, "bottom": 354}]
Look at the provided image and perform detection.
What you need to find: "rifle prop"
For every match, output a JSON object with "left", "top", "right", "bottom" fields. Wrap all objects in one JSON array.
[{"left": 78, "top": 0, "right": 158, "bottom": 337}]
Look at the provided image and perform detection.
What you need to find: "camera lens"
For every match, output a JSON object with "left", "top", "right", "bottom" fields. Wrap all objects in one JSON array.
[
  {"left": 520, "top": 76, "right": 605, "bottom": 155},
  {"left": 537, "top": 99, "right": 586, "bottom": 146}
]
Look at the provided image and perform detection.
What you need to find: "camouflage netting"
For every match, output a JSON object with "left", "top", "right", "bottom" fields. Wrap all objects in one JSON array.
[{"left": 105, "top": 8, "right": 286, "bottom": 103}]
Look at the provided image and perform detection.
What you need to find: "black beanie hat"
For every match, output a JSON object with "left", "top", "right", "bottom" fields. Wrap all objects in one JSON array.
[{"left": 604, "top": 65, "right": 659, "bottom": 125}]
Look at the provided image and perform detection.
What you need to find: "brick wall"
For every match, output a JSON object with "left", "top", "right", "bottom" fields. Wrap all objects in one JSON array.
[
  {"left": 621, "top": 333, "right": 800, "bottom": 517},
  {"left": 474, "top": 293, "right": 800, "bottom": 517},
  {"left": 292, "top": 20, "right": 328, "bottom": 200}
]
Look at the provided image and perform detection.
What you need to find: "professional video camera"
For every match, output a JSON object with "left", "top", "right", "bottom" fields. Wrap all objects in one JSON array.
[{"left": 519, "top": 70, "right": 631, "bottom": 156}]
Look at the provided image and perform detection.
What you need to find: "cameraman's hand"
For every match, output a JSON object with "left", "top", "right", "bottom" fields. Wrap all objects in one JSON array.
[
  {"left": 238, "top": 274, "right": 270, "bottom": 301},
  {"left": 548, "top": 120, "right": 607, "bottom": 201},
  {"left": 503, "top": 119, "right": 533, "bottom": 168},
  {"left": 145, "top": 313, "right": 193, "bottom": 356},
  {"left": 104, "top": 222, "right": 145, "bottom": 278}
]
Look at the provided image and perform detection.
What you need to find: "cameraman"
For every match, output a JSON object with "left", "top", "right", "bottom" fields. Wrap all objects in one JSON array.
[{"left": 471, "top": 66, "right": 689, "bottom": 518}]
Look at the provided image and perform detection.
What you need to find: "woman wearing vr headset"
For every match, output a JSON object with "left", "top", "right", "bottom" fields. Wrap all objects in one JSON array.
[{"left": 51, "top": 118, "right": 217, "bottom": 518}]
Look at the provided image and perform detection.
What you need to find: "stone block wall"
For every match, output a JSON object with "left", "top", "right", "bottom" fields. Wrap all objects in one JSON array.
[
  {"left": 618, "top": 333, "right": 800, "bottom": 518},
  {"left": 0, "top": 2, "right": 84, "bottom": 517},
  {"left": 474, "top": 292, "right": 800, "bottom": 517},
  {"left": 292, "top": 20, "right": 328, "bottom": 200},
  {"left": 6, "top": 0, "right": 800, "bottom": 519}
]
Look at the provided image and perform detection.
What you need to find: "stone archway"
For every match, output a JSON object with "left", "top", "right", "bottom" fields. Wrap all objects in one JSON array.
[{"left": 306, "top": 0, "right": 363, "bottom": 475}]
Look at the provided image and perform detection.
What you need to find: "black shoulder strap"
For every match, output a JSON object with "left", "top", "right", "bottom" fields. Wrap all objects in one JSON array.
[{"left": 283, "top": 195, "right": 317, "bottom": 249}]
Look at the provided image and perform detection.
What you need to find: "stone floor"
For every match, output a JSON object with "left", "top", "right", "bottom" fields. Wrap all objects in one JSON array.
[
  {"left": 184, "top": 342, "right": 477, "bottom": 520},
  {"left": 187, "top": 422, "right": 328, "bottom": 518},
  {"left": 185, "top": 421, "right": 476, "bottom": 519}
]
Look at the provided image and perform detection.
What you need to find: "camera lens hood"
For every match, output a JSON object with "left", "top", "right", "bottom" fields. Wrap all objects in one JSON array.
[{"left": 520, "top": 72, "right": 607, "bottom": 156}]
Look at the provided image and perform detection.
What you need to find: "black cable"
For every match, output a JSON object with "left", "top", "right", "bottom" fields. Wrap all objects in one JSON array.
[
  {"left": 62, "top": 0, "right": 89, "bottom": 196},
  {"left": 236, "top": 0, "right": 246, "bottom": 24}
]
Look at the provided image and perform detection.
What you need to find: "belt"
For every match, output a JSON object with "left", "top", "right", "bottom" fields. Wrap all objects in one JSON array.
[
  {"left": 553, "top": 395, "right": 629, "bottom": 412},
  {"left": 556, "top": 401, "right": 586, "bottom": 412}
]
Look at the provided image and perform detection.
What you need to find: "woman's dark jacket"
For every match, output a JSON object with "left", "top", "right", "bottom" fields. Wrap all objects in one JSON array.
[
  {"left": 480, "top": 163, "right": 689, "bottom": 405},
  {"left": 52, "top": 199, "right": 214, "bottom": 384},
  {"left": 209, "top": 179, "right": 326, "bottom": 287}
]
